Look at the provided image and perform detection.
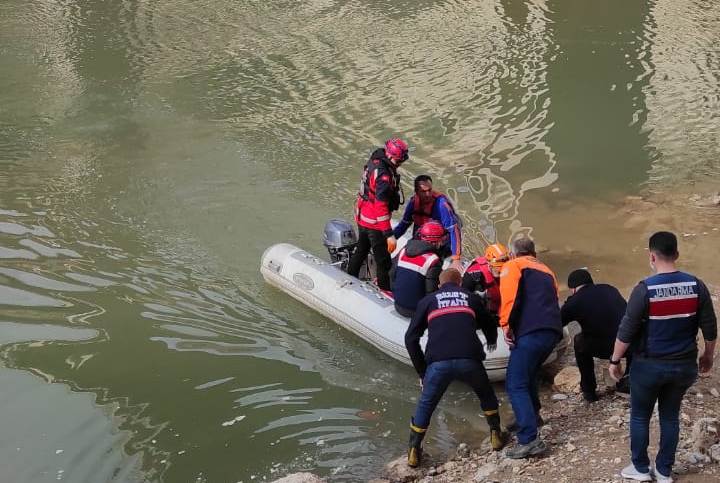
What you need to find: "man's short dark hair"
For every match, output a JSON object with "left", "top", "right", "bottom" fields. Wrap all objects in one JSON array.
[
  {"left": 512, "top": 237, "right": 536, "bottom": 257},
  {"left": 439, "top": 268, "right": 462, "bottom": 286},
  {"left": 414, "top": 175, "right": 433, "bottom": 192},
  {"left": 568, "top": 269, "right": 594, "bottom": 289},
  {"left": 649, "top": 231, "right": 678, "bottom": 260}
]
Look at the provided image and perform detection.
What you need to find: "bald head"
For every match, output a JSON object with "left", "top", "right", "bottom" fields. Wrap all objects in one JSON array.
[
  {"left": 439, "top": 268, "right": 462, "bottom": 286},
  {"left": 512, "top": 237, "right": 536, "bottom": 257}
]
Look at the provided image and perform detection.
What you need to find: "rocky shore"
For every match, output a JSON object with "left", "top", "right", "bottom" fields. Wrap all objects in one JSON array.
[
  {"left": 274, "top": 191, "right": 720, "bottom": 483},
  {"left": 277, "top": 329, "right": 719, "bottom": 482},
  {"left": 375, "top": 334, "right": 720, "bottom": 482}
]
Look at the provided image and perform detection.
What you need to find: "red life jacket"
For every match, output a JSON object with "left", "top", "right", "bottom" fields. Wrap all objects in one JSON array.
[
  {"left": 465, "top": 256, "right": 501, "bottom": 313},
  {"left": 356, "top": 149, "right": 401, "bottom": 231},
  {"left": 410, "top": 192, "right": 458, "bottom": 230}
]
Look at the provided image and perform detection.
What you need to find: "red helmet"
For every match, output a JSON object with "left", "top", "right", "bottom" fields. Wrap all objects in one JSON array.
[
  {"left": 385, "top": 138, "right": 409, "bottom": 162},
  {"left": 418, "top": 221, "right": 446, "bottom": 243}
]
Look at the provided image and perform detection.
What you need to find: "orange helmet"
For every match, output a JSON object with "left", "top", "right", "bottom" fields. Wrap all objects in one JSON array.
[{"left": 484, "top": 243, "right": 509, "bottom": 269}]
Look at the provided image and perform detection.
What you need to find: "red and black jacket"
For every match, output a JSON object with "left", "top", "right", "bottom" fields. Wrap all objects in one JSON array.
[
  {"left": 355, "top": 148, "right": 401, "bottom": 235},
  {"left": 462, "top": 256, "right": 501, "bottom": 314}
]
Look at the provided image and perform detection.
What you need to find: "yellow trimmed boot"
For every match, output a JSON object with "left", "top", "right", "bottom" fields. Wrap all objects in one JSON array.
[
  {"left": 407, "top": 424, "right": 426, "bottom": 468},
  {"left": 485, "top": 410, "right": 506, "bottom": 451}
]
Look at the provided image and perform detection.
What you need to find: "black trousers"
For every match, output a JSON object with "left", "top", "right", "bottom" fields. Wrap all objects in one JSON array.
[
  {"left": 347, "top": 225, "right": 391, "bottom": 290},
  {"left": 574, "top": 333, "right": 632, "bottom": 393},
  {"left": 394, "top": 302, "right": 414, "bottom": 318}
]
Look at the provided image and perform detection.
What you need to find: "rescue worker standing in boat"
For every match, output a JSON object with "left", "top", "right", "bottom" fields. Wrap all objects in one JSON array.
[
  {"left": 347, "top": 138, "right": 409, "bottom": 290},
  {"left": 390, "top": 221, "right": 446, "bottom": 318},
  {"left": 393, "top": 175, "right": 463, "bottom": 271},
  {"left": 462, "top": 243, "right": 510, "bottom": 316}
]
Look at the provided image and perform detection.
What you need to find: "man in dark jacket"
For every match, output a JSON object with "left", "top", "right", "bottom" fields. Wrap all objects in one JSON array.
[
  {"left": 609, "top": 231, "right": 716, "bottom": 482},
  {"left": 561, "top": 269, "right": 630, "bottom": 402},
  {"left": 404, "top": 269, "right": 504, "bottom": 468},
  {"left": 391, "top": 221, "right": 445, "bottom": 317}
]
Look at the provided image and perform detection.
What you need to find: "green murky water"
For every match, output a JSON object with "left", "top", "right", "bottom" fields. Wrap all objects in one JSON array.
[{"left": 1, "top": 0, "right": 719, "bottom": 481}]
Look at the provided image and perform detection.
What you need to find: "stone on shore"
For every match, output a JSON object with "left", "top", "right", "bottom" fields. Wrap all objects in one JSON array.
[
  {"left": 553, "top": 366, "right": 581, "bottom": 393},
  {"left": 272, "top": 472, "right": 326, "bottom": 483},
  {"left": 693, "top": 192, "right": 720, "bottom": 207},
  {"left": 473, "top": 462, "right": 498, "bottom": 481},
  {"left": 384, "top": 456, "right": 424, "bottom": 482},
  {"left": 691, "top": 418, "right": 720, "bottom": 454}
]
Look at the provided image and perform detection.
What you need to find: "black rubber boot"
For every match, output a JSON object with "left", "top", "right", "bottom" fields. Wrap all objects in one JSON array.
[
  {"left": 407, "top": 424, "right": 426, "bottom": 468},
  {"left": 485, "top": 410, "right": 506, "bottom": 451}
]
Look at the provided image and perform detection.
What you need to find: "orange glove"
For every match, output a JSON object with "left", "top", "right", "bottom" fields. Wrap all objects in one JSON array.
[{"left": 386, "top": 236, "right": 397, "bottom": 253}]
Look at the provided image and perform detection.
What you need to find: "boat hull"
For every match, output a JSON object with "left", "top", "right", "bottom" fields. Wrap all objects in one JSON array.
[{"left": 260, "top": 243, "right": 521, "bottom": 381}]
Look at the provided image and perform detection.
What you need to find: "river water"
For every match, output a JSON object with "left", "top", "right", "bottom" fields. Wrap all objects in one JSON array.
[{"left": 1, "top": 0, "right": 719, "bottom": 481}]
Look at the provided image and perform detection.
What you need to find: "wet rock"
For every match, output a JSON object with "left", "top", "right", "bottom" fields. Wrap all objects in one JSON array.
[
  {"left": 710, "top": 388, "right": 719, "bottom": 398},
  {"left": 695, "top": 192, "right": 720, "bottom": 207},
  {"left": 687, "top": 452, "right": 711, "bottom": 464},
  {"left": 383, "top": 456, "right": 424, "bottom": 482},
  {"left": 535, "top": 244, "right": 550, "bottom": 254},
  {"left": 553, "top": 366, "right": 581, "bottom": 393},
  {"left": 473, "top": 462, "right": 498, "bottom": 482},
  {"left": 691, "top": 418, "right": 720, "bottom": 454},
  {"left": 710, "top": 443, "right": 720, "bottom": 463},
  {"left": 273, "top": 472, "right": 326, "bottom": 483},
  {"left": 456, "top": 442, "right": 470, "bottom": 459},
  {"left": 607, "top": 416, "right": 623, "bottom": 427}
]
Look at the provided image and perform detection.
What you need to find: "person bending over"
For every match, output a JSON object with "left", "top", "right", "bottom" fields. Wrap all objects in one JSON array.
[
  {"left": 404, "top": 268, "right": 505, "bottom": 467},
  {"left": 500, "top": 237, "right": 563, "bottom": 459},
  {"left": 390, "top": 221, "right": 445, "bottom": 318},
  {"left": 561, "top": 268, "right": 631, "bottom": 402}
]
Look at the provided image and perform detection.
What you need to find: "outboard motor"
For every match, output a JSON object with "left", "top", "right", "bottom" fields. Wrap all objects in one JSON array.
[{"left": 322, "top": 219, "right": 358, "bottom": 272}]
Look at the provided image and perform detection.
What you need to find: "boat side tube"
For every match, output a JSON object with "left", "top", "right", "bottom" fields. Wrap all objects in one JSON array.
[{"left": 260, "top": 243, "right": 514, "bottom": 381}]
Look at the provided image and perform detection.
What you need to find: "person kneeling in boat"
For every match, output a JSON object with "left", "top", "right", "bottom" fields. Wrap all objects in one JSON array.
[
  {"left": 390, "top": 221, "right": 446, "bottom": 318},
  {"left": 393, "top": 175, "right": 463, "bottom": 271},
  {"left": 404, "top": 268, "right": 506, "bottom": 468},
  {"left": 462, "top": 243, "right": 510, "bottom": 316}
]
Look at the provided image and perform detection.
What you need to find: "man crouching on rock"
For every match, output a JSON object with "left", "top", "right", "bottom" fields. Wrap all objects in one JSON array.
[{"left": 404, "top": 268, "right": 505, "bottom": 467}]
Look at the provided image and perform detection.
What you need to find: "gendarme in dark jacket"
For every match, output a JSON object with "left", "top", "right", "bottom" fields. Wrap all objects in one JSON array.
[
  {"left": 391, "top": 239, "right": 443, "bottom": 314},
  {"left": 405, "top": 282, "right": 497, "bottom": 378}
]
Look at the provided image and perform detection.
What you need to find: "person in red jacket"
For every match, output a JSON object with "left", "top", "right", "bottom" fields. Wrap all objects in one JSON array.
[
  {"left": 347, "top": 138, "right": 409, "bottom": 290},
  {"left": 462, "top": 243, "right": 510, "bottom": 316}
]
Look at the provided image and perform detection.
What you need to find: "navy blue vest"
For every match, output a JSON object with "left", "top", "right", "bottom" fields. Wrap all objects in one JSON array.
[
  {"left": 643, "top": 271, "right": 700, "bottom": 358},
  {"left": 393, "top": 248, "right": 440, "bottom": 311}
]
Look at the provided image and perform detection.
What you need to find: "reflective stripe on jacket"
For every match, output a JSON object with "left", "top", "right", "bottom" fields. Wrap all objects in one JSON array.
[
  {"left": 643, "top": 272, "right": 701, "bottom": 358},
  {"left": 355, "top": 148, "right": 400, "bottom": 233},
  {"left": 392, "top": 245, "right": 441, "bottom": 312}
]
